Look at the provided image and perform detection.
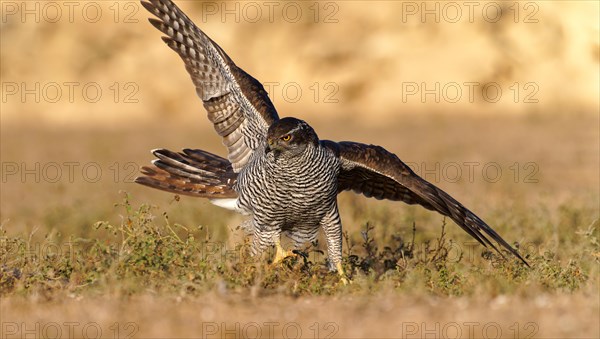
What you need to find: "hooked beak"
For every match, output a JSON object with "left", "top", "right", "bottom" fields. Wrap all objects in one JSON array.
[
  {"left": 265, "top": 138, "right": 279, "bottom": 156},
  {"left": 265, "top": 138, "right": 274, "bottom": 154}
]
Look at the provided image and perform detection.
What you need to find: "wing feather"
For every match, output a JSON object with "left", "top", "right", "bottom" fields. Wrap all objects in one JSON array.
[
  {"left": 135, "top": 149, "right": 238, "bottom": 198},
  {"left": 323, "top": 140, "right": 528, "bottom": 266},
  {"left": 142, "top": 0, "right": 279, "bottom": 171}
]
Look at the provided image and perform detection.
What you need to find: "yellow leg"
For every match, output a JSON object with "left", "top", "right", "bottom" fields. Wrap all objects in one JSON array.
[
  {"left": 336, "top": 262, "right": 351, "bottom": 285},
  {"left": 272, "top": 238, "right": 296, "bottom": 265}
]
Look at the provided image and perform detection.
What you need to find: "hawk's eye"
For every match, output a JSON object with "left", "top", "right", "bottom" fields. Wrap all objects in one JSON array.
[{"left": 281, "top": 134, "right": 292, "bottom": 142}]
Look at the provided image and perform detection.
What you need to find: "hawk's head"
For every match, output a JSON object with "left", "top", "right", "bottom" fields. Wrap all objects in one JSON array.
[{"left": 265, "top": 117, "right": 319, "bottom": 158}]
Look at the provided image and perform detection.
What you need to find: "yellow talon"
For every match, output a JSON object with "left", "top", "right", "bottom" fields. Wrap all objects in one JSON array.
[
  {"left": 272, "top": 239, "right": 296, "bottom": 265},
  {"left": 336, "top": 262, "right": 351, "bottom": 285}
]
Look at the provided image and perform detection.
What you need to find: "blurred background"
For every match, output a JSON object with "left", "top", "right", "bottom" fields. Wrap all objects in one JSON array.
[
  {"left": 1, "top": 0, "right": 598, "bottom": 237},
  {"left": 1, "top": 0, "right": 598, "bottom": 123}
]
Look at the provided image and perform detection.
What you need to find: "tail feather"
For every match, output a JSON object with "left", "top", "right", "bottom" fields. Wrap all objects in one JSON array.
[{"left": 135, "top": 149, "right": 238, "bottom": 199}]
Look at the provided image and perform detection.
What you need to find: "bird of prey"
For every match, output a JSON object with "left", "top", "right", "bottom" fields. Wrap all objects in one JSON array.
[{"left": 136, "top": 0, "right": 528, "bottom": 282}]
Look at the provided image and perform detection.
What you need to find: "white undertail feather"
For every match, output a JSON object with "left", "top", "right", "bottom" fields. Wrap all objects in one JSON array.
[{"left": 210, "top": 198, "right": 240, "bottom": 211}]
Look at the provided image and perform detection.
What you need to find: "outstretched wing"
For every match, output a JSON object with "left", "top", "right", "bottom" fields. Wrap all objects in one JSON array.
[
  {"left": 141, "top": 0, "right": 279, "bottom": 172},
  {"left": 136, "top": 148, "right": 238, "bottom": 198},
  {"left": 323, "top": 140, "right": 528, "bottom": 266}
]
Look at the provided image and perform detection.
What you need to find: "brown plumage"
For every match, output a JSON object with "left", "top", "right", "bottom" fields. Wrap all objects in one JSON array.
[{"left": 136, "top": 149, "right": 237, "bottom": 199}]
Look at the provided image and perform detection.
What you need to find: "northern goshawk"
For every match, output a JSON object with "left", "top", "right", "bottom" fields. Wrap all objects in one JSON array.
[{"left": 136, "top": 0, "right": 528, "bottom": 282}]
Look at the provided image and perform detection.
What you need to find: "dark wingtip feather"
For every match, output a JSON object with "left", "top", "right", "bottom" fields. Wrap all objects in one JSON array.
[
  {"left": 461, "top": 213, "right": 530, "bottom": 267},
  {"left": 443, "top": 194, "right": 530, "bottom": 267},
  {"left": 140, "top": 1, "right": 156, "bottom": 15},
  {"left": 150, "top": 148, "right": 167, "bottom": 156},
  {"left": 334, "top": 141, "right": 530, "bottom": 268},
  {"left": 134, "top": 176, "right": 157, "bottom": 188},
  {"left": 148, "top": 17, "right": 164, "bottom": 31}
]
